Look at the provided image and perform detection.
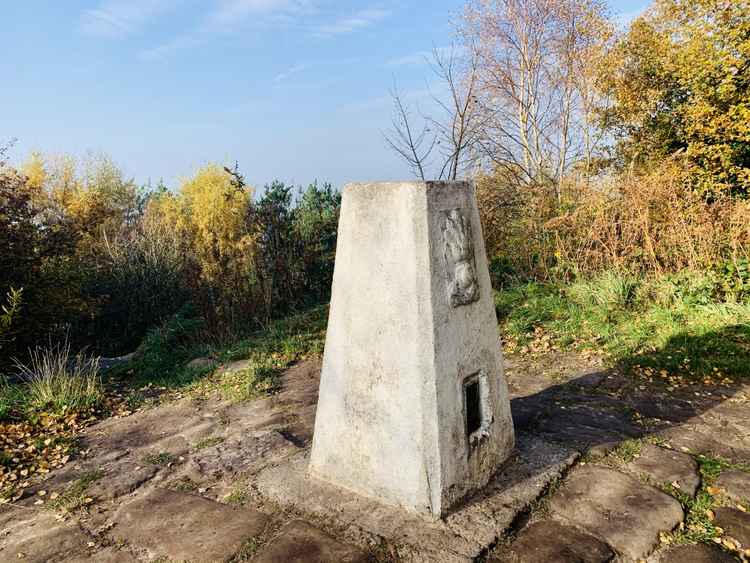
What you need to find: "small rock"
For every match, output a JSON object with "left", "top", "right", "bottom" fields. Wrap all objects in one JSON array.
[
  {"left": 714, "top": 507, "right": 750, "bottom": 548},
  {"left": 494, "top": 520, "right": 613, "bottom": 563}
]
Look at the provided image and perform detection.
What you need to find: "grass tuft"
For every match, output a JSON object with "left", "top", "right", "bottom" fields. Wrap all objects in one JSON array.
[
  {"left": 13, "top": 339, "right": 103, "bottom": 415},
  {"left": 143, "top": 452, "right": 176, "bottom": 466},
  {"left": 49, "top": 469, "right": 103, "bottom": 513}
]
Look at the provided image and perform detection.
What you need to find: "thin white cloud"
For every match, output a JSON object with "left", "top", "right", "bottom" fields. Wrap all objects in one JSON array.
[
  {"left": 273, "top": 63, "right": 308, "bottom": 83},
  {"left": 207, "top": 0, "right": 314, "bottom": 30},
  {"left": 80, "top": 0, "right": 177, "bottom": 38},
  {"left": 140, "top": 35, "right": 202, "bottom": 61},
  {"left": 316, "top": 8, "right": 390, "bottom": 37}
]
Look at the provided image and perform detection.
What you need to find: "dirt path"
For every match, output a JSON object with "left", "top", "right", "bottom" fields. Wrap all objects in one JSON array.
[{"left": 1, "top": 354, "right": 748, "bottom": 562}]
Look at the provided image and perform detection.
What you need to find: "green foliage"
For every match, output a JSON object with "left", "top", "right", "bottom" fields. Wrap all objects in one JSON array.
[
  {"left": 294, "top": 182, "right": 341, "bottom": 301},
  {"left": 0, "top": 376, "right": 23, "bottom": 421},
  {"left": 14, "top": 339, "right": 103, "bottom": 414},
  {"left": 126, "top": 306, "right": 207, "bottom": 385},
  {"left": 718, "top": 258, "right": 750, "bottom": 300},
  {"left": 0, "top": 287, "right": 23, "bottom": 353},
  {"left": 245, "top": 180, "right": 340, "bottom": 319},
  {"left": 143, "top": 452, "right": 176, "bottom": 466},
  {"left": 497, "top": 271, "right": 750, "bottom": 380}
]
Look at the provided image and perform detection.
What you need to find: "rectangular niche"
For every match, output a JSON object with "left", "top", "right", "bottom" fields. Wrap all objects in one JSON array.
[{"left": 463, "top": 371, "right": 492, "bottom": 447}]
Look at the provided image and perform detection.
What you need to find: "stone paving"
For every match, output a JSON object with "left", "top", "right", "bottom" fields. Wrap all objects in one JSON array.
[{"left": 0, "top": 354, "right": 748, "bottom": 562}]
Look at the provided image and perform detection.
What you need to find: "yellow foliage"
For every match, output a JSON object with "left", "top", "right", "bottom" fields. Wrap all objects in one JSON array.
[
  {"left": 147, "top": 165, "right": 257, "bottom": 286},
  {"left": 22, "top": 152, "right": 47, "bottom": 192}
]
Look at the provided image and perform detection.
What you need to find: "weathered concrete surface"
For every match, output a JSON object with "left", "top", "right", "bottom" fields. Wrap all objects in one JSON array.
[
  {"left": 491, "top": 520, "right": 614, "bottom": 563},
  {"left": 253, "top": 520, "right": 369, "bottom": 563},
  {"left": 258, "top": 433, "right": 577, "bottom": 562},
  {"left": 111, "top": 487, "right": 270, "bottom": 561},
  {"left": 310, "top": 181, "right": 514, "bottom": 518},
  {"left": 627, "top": 443, "right": 701, "bottom": 496},
  {"left": 550, "top": 465, "right": 684, "bottom": 561},
  {"left": 655, "top": 543, "right": 737, "bottom": 563}
]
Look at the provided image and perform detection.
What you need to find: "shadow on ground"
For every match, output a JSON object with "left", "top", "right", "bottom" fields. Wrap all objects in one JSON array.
[{"left": 510, "top": 325, "right": 750, "bottom": 463}]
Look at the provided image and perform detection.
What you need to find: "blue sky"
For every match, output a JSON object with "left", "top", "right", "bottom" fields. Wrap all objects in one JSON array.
[{"left": 2, "top": 0, "right": 651, "bottom": 190}]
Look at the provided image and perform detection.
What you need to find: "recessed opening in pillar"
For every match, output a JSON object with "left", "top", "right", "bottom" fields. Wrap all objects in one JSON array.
[
  {"left": 465, "top": 379, "right": 482, "bottom": 437},
  {"left": 464, "top": 371, "right": 492, "bottom": 448}
]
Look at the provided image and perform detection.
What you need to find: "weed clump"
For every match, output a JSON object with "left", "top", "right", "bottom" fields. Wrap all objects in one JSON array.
[{"left": 14, "top": 339, "right": 103, "bottom": 415}]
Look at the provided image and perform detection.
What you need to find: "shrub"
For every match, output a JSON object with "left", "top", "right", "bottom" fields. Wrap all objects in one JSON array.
[
  {"left": 14, "top": 339, "right": 103, "bottom": 414},
  {"left": 479, "top": 158, "right": 750, "bottom": 282},
  {"left": 76, "top": 219, "right": 190, "bottom": 355},
  {"left": 128, "top": 306, "right": 206, "bottom": 383}
]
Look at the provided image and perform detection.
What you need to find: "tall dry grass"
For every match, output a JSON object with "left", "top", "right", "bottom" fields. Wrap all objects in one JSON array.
[{"left": 479, "top": 158, "right": 750, "bottom": 281}]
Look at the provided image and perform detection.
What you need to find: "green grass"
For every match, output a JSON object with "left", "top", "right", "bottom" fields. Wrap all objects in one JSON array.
[
  {"left": 661, "top": 455, "right": 749, "bottom": 551},
  {"left": 496, "top": 271, "right": 750, "bottom": 380},
  {"left": 143, "top": 452, "right": 176, "bottom": 466},
  {"left": 193, "top": 436, "right": 225, "bottom": 450},
  {"left": 12, "top": 340, "right": 103, "bottom": 415},
  {"left": 49, "top": 469, "right": 103, "bottom": 513},
  {"left": 0, "top": 378, "right": 23, "bottom": 421},
  {"left": 110, "top": 304, "right": 328, "bottom": 402},
  {"left": 224, "top": 485, "right": 249, "bottom": 506},
  {"left": 610, "top": 438, "right": 644, "bottom": 463}
]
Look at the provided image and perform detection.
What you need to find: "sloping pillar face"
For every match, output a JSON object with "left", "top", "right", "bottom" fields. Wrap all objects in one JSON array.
[{"left": 309, "top": 181, "right": 514, "bottom": 518}]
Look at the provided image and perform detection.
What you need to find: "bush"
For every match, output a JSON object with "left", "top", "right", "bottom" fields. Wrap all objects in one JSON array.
[
  {"left": 75, "top": 220, "right": 190, "bottom": 355},
  {"left": 128, "top": 306, "right": 206, "bottom": 384},
  {"left": 479, "top": 158, "right": 750, "bottom": 283},
  {"left": 14, "top": 339, "right": 103, "bottom": 414}
]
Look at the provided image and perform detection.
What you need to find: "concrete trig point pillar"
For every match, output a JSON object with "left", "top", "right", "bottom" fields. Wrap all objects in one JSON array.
[{"left": 309, "top": 181, "right": 514, "bottom": 518}]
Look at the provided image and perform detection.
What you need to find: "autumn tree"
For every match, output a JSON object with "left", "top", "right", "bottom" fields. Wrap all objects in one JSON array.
[{"left": 602, "top": 0, "right": 750, "bottom": 195}]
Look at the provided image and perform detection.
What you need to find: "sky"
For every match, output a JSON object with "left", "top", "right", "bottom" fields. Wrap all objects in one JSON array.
[{"left": 1, "top": 0, "right": 651, "bottom": 191}]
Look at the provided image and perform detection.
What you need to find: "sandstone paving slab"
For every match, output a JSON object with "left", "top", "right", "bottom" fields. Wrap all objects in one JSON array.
[
  {"left": 659, "top": 421, "right": 750, "bottom": 464},
  {"left": 715, "top": 507, "right": 750, "bottom": 549},
  {"left": 549, "top": 464, "right": 684, "bottom": 561},
  {"left": 253, "top": 433, "right": 578, "bottom": 563},
  {"left": 654, "top": 543, "right": 737, "bottom": 563},
  {"left": 530, "top": 399, "right": 644, "bottom": 450},
  {"left": 0, "top": 510, "right": 92, "bottom": 563},
  {"left": 111, "top": 486, "right": 270, "bottom": 562},
  {"left": 490, "top": 520, "right": 614, "bottom": 563},
  {"left": 253, "top": 520, "right": 368, "bottom": 563},
  {"left": 716, "top": 470, "right": 750, "bottom": 507},
  {"left": 87, "top": 462, "right": 159, "bottom": 501},
  {"left": 627, "top": 444, "right": 701, "bottom": 496},
  {"left": 82, "top": 546, "right": 140, "bottom": 562}
]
